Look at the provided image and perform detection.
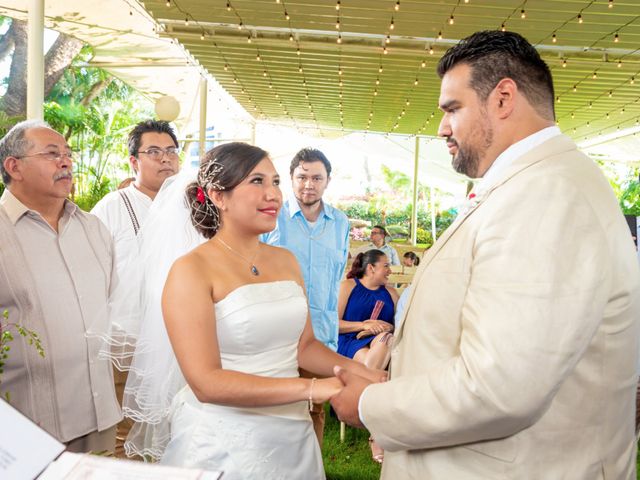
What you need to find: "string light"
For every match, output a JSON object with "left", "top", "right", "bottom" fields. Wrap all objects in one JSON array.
[
  {"left": 414, "top": 78, "right": 419, "bottom": 86},
  {"left": 224, "top": 64, "right": 228, "bottom": 71},
  {"left": 592, "top": 72, "right": 597, "bottom": 79},
  {"left": 395, "top": 0, "right": 400, "bottom": 11},
  {"left": 200, "top": 32, "right": 205, "bottom": 40},
  {"left": 247, "top": 35, "right": 251, "bottom": 43},
  {"left": 608, "top": 0, "right": 613, "bottom": 8},
  {"left": 421, "top": 59, "right": 426, "bottom": 68},
  {"left": 379, "top": 66, "right": 383, "bottom": 73},
  {"left": 238, "top": 22, "right": 243, "bottom": 30},
  {"left": 226, "top": 1, "right": 230, "bottom": 11},
  {"left": 608, "top": 90, "right": 613, "bottom": 97},
  {"left": 614, "top": 32, "right": 619, "bottom": 42},
  {"left": 336, "top": 0, "right": 340, "bottom": 10},
  {"left": 185, "top": 17, "right": 189, "bottom": 26},
  {"left": 449, "top": 15, "right": 454, "bottom": 25},
  {"left": 166, "top": 0, "right": 170, "bottom": 7},
  {"left": 562, "top": 59, "right": 567, "bottom": 68},
  {"left": 573, "top": 85, "right": 577, "bottom": 92},
  {"left": 437, "top": 31, "right": 443, "bottom": 40},
  {"left": 631, "top": 77, "right": 636, "bottom": 85},
  {"left": 256, "top": 54, "right": 261, "bottom": 61},
  {"left": 383, "top": 46, "right": 388, "bottom": 54},
  {"left": 552, "top": 33, "right": 557, "bottom": 43},
  {"left": 429, "top": 46, "right": 434, "bottom": 55},
  {"left": 386, "top": 35, "right": 391, "bottom": 44},
  {"left": 336, "top": 18, "right": 340, "bottom": 29},
  {"left": 520, "top": 9, "right": 526, "bottom": 19},
  {"left": 577, "top": 13, "right": 583, "bottom": 23},
  {"left": 617, "top": 60, "right": 622, "bottom": 68},
  {"left": 284, "top": 10, "right": 290, "bottom": 20},
  {"left": 501, "top": 23, "right": 506, "bottom": 32},
  {"left": 390, "top": 18, "right": 395, "bottom": 30},
  {"left": 337, "top": 34, "right": 342, "bottom": 44},
  {"left": 296, "top": 48, "right": 301, "bottom": 55},
  {"left": 289, "top": 33, "right": 294, "bottom": 41}
]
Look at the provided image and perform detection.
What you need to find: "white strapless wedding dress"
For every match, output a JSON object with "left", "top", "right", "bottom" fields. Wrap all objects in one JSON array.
[{"left": 160, "top": 281, "right": 325, "bottom": 480}]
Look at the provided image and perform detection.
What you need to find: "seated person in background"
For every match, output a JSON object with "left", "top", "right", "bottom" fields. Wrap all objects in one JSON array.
[
  {"left": 402, "top": 251, "right": 420, "bottom": 267},
  {"left": 354, "top": 225, "right": 401, "bottom": 266},
  {"left": 337, "top": 249, "right": 398, "bottom": 370}
]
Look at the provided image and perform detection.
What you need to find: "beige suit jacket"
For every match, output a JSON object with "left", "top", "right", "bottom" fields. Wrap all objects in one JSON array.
[{"left": 361, "top": 135, "right": 640, "bottom": 479}]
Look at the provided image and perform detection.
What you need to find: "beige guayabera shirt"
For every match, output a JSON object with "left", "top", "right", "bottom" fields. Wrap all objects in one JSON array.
[{"left": 0, "top": 190, "right": 121, "bottom": 442}]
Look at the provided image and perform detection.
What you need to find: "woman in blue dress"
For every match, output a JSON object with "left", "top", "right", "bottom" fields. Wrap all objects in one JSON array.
[
  {"left": 337, "top": 249, "right": 398, "bottom": 370},
  {"left": 337, "top": 249, "right": 398, "bottom": 463}
]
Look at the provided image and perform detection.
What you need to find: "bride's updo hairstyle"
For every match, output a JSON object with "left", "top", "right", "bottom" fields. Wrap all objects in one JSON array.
[
  {"left": 186, "top": 142, "right": 269, "bottom": 239},
  {"left": 347, "top": 249, "right": 385, "bottom": 279}
]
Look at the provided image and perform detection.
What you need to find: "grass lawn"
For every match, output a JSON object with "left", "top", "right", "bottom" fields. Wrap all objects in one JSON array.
[{"left": 322, "top": 406, "right": 382, "bottom": 480}]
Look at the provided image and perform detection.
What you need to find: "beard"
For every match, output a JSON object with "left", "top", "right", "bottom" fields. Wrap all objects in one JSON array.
[{"left": 450, "top": 118, "right": 494, "bottom": 178}]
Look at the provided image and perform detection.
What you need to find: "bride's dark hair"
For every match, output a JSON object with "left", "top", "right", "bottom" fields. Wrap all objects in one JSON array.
[{"left": 186, "top": 142, "right": 269, "bottom": 239}]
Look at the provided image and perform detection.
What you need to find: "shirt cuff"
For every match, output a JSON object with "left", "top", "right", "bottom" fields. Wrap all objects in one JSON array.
[{"left": 357, "top": 384, "right": 372, "bottom": 428}]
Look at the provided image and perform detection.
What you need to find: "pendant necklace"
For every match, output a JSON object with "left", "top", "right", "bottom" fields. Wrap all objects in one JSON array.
[{"left": 216, "top": 237, "right": 260, "bottom": 276}]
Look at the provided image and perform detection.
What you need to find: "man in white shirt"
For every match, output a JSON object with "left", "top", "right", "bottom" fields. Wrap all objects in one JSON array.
[
  {"left": 91, "top": 120, "right": 179, "bottom": 456},
  {"left": 92, "top": 120, "right": 180, "bottom": 275},
  {"left": 332, "top": 30, "right": 639, "bottom": 479}
]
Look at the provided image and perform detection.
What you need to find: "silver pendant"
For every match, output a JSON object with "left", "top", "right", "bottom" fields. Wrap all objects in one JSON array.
[{"left": 251, "top": 265, "right": 260, "bottom": 276}]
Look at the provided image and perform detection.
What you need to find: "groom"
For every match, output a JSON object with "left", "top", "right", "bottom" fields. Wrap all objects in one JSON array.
[{"left": 331, "top": 30, "right": 640, "bottom": 479}]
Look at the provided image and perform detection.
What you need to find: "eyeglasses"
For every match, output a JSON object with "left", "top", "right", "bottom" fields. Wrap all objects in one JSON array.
[
  {"left": 17, "top": 150, "right": 75, "bottom": 163},
  {"left": 137, "top": 147, "right": 181, "bottom": 160},
  {"left": 371, "top": 231, "right": 384, "bottom": 236}
]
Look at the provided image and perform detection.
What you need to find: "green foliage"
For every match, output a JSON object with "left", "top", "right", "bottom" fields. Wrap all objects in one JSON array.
[
  {"left": 416, "top": 228, "right": 433, "bottom": 246},
  {"left": 0, "top": 309, "right": 45, "bottom": 402},
  {"left": 597, "top": 161, "right": 640, "bottom": 216}
]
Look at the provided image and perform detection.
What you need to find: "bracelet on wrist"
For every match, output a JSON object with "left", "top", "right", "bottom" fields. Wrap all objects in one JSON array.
[{"left": 308, "top": 377, "right": 317, "bottom": 411}]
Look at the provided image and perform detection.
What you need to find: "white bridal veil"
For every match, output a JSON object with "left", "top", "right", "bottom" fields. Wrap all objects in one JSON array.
[{"left": 99, "top": 165, "right": 205, "bottom": 459}]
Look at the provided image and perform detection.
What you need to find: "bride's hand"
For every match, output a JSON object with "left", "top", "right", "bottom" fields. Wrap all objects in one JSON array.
[
  {"left": 310, "top": 377, "right": 343, "bottom": 403},
  {"left": 347, "top": 364, "right": 388, "bottom": 384}
]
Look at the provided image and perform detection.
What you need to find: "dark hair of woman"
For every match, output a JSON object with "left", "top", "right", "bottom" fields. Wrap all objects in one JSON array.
[
  {"left": 403, "top": 251, "right": 420, "bottom": 266},
  {"left": 186, "top": 142, "right": 269, "bottom": 239},
  {"left": 347, "top": 249, "right": 385, "bottom": 279}
]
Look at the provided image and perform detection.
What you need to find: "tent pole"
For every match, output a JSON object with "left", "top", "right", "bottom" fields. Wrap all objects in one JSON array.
[
  {"left": 411, "top": 136, "right": 419, "bottom": 246},
  {"left": 27, "top": 0, "right": 44, "bottom": 120},
  {"left": 198, "top": 77, "right": 207, "bottom": 159}
]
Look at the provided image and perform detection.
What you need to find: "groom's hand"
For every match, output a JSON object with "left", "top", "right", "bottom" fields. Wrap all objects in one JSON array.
[{"left": 330, "top": 366, "right": 372, "bottom": 428}]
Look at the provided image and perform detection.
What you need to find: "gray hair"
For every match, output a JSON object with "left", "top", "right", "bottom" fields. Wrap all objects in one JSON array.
[{"left": 0, "top": 119, "right": 51, "bottom": 185}]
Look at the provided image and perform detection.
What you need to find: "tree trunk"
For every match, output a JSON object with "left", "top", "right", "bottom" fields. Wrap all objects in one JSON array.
[
  {"left": 2, "top": 19, "right": 27, "bottom": 117},
  {"left": 43, "top": 33, "right": 83, "bottom": 97},
  {"left": 80, "top": 78, "right": 113, "bottom": 107},
  {"left": 0, "top": 22, "right": 15, "bottom": 63},
  {"left": 1, "top": 19, "right": 84, "bottom": 118}
]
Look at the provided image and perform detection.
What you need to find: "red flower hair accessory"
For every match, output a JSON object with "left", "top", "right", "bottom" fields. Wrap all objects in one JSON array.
[{"left": 196, "top": 186, "right": 206, "bottom": 204}]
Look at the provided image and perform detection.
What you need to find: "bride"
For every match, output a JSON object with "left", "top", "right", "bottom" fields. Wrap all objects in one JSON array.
[{"left": 122, "top": 142, "right": 382, "bottom": 479}]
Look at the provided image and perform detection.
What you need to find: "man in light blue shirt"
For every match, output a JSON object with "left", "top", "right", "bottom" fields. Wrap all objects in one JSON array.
[
  {"left": 263, "top": 147, "right": 350, "bottom": 444},
  {"left": 354, "top": 225, "right": 401, "bottom": 265}
]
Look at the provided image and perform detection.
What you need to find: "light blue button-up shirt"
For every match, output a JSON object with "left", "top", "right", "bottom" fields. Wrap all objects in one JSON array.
[{"left": 263, "top": 199, "right": 350, "bottom": 350}]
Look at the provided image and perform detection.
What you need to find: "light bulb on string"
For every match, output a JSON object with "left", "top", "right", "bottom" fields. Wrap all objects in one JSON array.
[
  {"left": 421, "top": 59, "right": 426, "bottom": 68},
  {"left": 336, "top": 18, "right": 340, "bottom": 29},
  {"left": 336, "top": 0, "right": 340, "bottom": 10},
  {"left": 520, "top": 9, "right": 526, "bottom": 19},
  {"left": 337, "top": 35, "right": 342, "bottom": 44},
  {"left": 226, "top": 1, "right": 230, "bottom": 11},
  {"left": 289, "top": 33, "right": 294, "bottom": 41},
  {"left": 200, "top": 33, "right": 205, "bottom": 40},
  {"left": 577, "top": 14, "right": 583, "bottom": 23},
  {"left": 614, "top": 33, "right": 619, "bottom": 42},
  {"left": 383, "top": 46, "right": 388, "bottom": 54},
  {"left": 256, "top": 54, "right": 261, "bottom": 61},
  {"left": 617, "top": 60, "right": 622, "bottom": 68},
  {"left": 608, "top": 0, "right": 613, "bottom": 8},
  {"left": 552, "top": 33, "right": 557, "bottom": 43},
  {"left": 395, "top": 1, "right": 400, "bottom": 11},
  {"left": 573, "top": 85, "right": 577, "bottom": 92},
  {"left": 166, "top": 0, "right": 170, "bottom": 7},
  {"left": 386, "top": 35, "right": 391, "bottom": 44},
  {"left": 501, "top": 23, "right": 506, "bottom": 32},
  {"left": 438, "top": 31, "right": 442, "bottom": 40},
  {"left": 631, "top": 77, "right": 635, "bottom": 85},
  {"left": 562, "top": 59, "right": 567, "bottom": 67},
  {"left": 449, "top": 15, "right": 454, "bottom": 25},
  {"left": 592, "top": 72, "right": 597, "bottom": 79},
  {"left": 608, "top": 91, "right": 613, "bottom": 97},
  {"left": 284, "top": 10, "right": 290, "bottom": 20},
  {"left": 238, "top": 22, "right": 243, "bottom": 30},
  {"left": 185, "top": 17, "right": 189, "bottom": 26},
  {"left": 429, "top": 46, "right": 434, "bottom": 55}
]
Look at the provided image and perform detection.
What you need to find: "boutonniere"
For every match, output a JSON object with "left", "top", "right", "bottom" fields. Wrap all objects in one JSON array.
[{"left": 458, "top": 190, "right": 487, "bottom": 216}]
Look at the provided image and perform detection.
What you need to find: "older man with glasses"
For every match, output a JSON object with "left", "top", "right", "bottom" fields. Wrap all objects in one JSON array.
[
  {"left": 0, "top": 120, "right": 121, "bottom": 452},
  {"left": 91, "top": 119, "right": 180, "bottom": 457}
]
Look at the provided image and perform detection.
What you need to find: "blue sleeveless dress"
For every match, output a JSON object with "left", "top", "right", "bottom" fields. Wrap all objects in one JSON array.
[{"left": 337, "top": 278, "right": 395, "bottom": 359}]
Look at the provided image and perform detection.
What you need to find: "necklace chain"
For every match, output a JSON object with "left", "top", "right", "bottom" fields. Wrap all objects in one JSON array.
[{"left": 216, "top": 237, "right": 260, "bottom": 276}]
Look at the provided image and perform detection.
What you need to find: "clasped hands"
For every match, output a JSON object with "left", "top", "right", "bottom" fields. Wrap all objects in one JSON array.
[
  {"left": 313, "top": 364, "right": 386, "bottom": 429},
  {"left": 356, "top": 319, "right": 394, "bottom": 339}
]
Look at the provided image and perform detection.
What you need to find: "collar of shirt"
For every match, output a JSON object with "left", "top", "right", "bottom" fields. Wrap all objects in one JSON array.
[
  {"left": 0, "top": 189, "right": 77, "bottom": 225},
  {"left": 287, "top": 197, "right": 333, "bottom": 221},
  {"left": 474, "top": 126, "right": 561, "bottom": 195}
]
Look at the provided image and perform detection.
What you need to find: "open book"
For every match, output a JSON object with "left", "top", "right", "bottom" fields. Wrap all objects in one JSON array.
[{"left": 0, "top": 400, "right": 221, "bottom": 480}]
